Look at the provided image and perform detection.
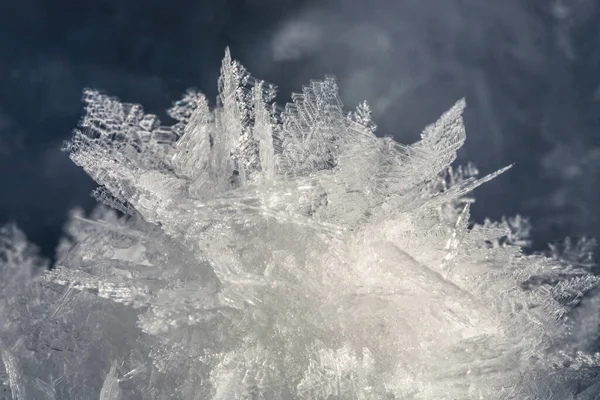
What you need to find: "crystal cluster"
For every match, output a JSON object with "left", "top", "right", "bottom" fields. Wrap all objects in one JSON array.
[{"left": 1, "top": 49, "right": 600, "bottom": 399}]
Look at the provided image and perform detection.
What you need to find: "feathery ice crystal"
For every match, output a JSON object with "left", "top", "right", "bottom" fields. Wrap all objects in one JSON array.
[{"left": 2, "top": 49, "right": 600, "bottom": 399}]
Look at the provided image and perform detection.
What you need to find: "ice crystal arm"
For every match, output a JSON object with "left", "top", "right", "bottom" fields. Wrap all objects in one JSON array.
[
  {"left": 251, "top": 81, "right": 277, "bottom": 181},
  {"left": 171, "top": 91, "right": 212, "bottom": 181},
  {"left": 417, "top": 98, "right": 466, "bottom": 173}
]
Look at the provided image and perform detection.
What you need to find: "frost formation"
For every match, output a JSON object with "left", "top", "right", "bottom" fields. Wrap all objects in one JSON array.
[{"left": 2, "top": 49, "right": 600, "bottom": 399}]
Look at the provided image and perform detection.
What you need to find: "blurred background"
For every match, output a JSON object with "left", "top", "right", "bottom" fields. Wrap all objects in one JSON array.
[{"left": 0, "top": 0, "right": 599, "bottom": 260}]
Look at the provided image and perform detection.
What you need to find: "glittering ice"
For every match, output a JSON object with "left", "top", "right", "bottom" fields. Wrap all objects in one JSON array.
[{"left": 1, "top": 49, "right": 600, "bottom": 399}]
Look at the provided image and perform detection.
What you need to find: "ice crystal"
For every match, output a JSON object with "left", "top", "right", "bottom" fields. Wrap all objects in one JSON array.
[{"left": 2, "top": 48, "right": 600, "bottom": 399}]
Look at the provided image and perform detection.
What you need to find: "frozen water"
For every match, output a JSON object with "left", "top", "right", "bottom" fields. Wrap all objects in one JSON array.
[{"left": 1, "top": 49, "right": 600, "bottom": 399}]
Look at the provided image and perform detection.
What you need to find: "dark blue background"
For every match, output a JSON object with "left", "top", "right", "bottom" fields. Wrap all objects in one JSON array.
[{"left": 1, "top": 0, "right": 599, "bottom": 260}]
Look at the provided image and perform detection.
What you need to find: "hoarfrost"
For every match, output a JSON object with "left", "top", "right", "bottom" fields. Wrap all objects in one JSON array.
[{"left": 1, "top": 48, "right": 600, "bottom": 398}]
